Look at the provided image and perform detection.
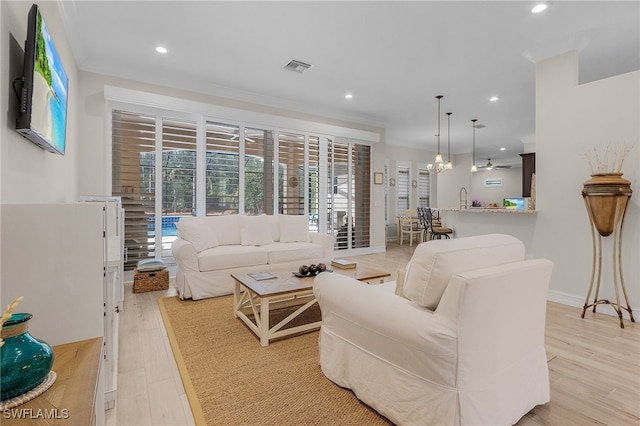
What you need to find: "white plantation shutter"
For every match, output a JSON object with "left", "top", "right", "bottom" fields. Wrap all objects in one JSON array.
[
  {"left": 112, "top": 111, "right": 198, "bottom": 268},
  {"left": 112, "top": 110, "right": 157, "bottom": 270},
  {"left": 244, "top": 127, "right": 275, "bottom": 215},
  {"left": 279, "top": 132, "right": 305, "bottom": 215},
  {"left": 397, "top": 166, "right": 410, "bottom": 211},
  {"left": 308, "top": 136, "right": 320, "bottom": 231},
  {"left": 205, "top": 122, "right": 240, "bottom": 215},
  {"left": 329, "top": 139, "right": 371, "bottom": 250},
  {"left": 161, "top": 118, "right": 197, "bottom": 217},
  {"left": 418, "top": 168, "right": 430, "bottom": 207}
]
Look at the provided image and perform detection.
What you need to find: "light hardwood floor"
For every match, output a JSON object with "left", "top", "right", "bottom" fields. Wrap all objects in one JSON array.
[{"left": 107, "top": 242, "right": 639, "bottom": 426}]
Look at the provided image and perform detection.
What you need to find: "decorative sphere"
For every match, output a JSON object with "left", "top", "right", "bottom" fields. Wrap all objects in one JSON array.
[
  {"left": 318, "top": 263, "right": 327, "bottom": 272},
  {"left": 309, "top": 264, "right": 318, "bottom": 274},
  {"left": 299, "top": 265, "right": 309, "bottom": 275}
]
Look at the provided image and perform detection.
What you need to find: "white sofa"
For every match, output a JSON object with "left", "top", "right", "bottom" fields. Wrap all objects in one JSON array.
[
  {"left": 313, "top": 234, "right": 553, "bottom": 426},
  {"left": 172, "top": 214, "right": 334, "bottom": 300}
]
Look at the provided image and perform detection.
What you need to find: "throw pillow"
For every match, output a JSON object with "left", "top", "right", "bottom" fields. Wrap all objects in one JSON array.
[
  {"left": 206, "top": 215, "right": 241, "bottom": 245},
  {"left": 176, "top": 219, "right": 219, "bottom": 253},
  {"left": 394, "top": 259, "right": 411, "bottom": 298},
  {"left": 279, "top": 214, "right": 310, "bottom": 243},
  {"left": 268, "top": 214, "right": 280, "bottom": 242},
  {"left": 240, "top": 215, "right": 274, "bottom": 246}
]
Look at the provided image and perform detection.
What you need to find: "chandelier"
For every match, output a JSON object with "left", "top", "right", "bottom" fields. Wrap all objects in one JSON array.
[{"left": 427, "top": 95, "right": 447, "bottom": 174}]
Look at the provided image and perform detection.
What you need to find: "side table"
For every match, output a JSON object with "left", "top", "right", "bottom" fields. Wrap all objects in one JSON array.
[{"left": 2, "top": 337, "right": 103, "bottom": 425}]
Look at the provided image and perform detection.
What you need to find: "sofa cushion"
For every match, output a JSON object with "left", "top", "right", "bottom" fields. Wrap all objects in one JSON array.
[
  {"left": 279, "top": 214, "right": 311, "bottom": 243},
  {"left": 197, "top": 245, "right": 268, "bottom": 272},
  {"left": 205, "top": 215, "right": 241, "bottom": 246},
  {"left": 176, "top": 219, "right": 219, "bottom": 253},
  {"left": 268, "top": 214, "right": 280, "bottom": 242},
  {"left": 264, "top": 242, "right": 324, "bottom": 264},
  {"left": 403, "top": 234, "right": 525, "bottom": 310},
  {"left": 239, "top": 215, "right": 274, "bottom": 246}
]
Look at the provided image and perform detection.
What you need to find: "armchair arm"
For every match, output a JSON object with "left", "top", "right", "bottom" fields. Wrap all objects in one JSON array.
[
  {"left": 313, "top": 272, "right": 457, "bottom": 383},
  {"left": 310, "top": 232, "right": 335, "bottom": 258},
  {"left": 171, "top": 238, "right": 200, "bottom": 272}
]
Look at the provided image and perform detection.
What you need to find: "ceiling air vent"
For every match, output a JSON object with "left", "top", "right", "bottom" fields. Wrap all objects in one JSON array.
[{"left": 284, "top": 59, "right": 313, "bottom": 74}]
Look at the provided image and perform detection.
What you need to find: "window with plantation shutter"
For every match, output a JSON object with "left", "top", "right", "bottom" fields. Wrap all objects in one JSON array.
[
  {"left": 245, "top": 127, "right": 275, "bottom": 215},
  {"left": 110, "top": 102, "right": 375, "bottom": 264},
  {"left": 278, "top": 132, "right": 305, "bottom": 215},
  {"left": 329, "top": 140, "right": 371, "bottom": 250},
  {"left": 205, "top": 122, "right": 240, "bottom": 215},
  {"left": 397, "top": 166, "right": 410, "bottom": 211},
  {"left": 112, "top": 110, "right": 157, "bottom": 270},
  {"left": 308, "top": 136, "right": 320, "bottom": 231},
  {"left": 159, "top": 118, "right": 197, "bottom": 261},
  {"left": 161, "top": 118, "right": 197, "bottom": 217},
  {"left": 418, "top": 168, "right": 431, "bottom": 207},
  {"left": 112, "top": 111, "right": 197, "bottom": 268}
]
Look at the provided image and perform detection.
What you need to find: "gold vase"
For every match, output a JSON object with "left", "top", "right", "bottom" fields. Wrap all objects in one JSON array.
[{"left": 582, "top": 173, "right": 632, "bottom": 236}]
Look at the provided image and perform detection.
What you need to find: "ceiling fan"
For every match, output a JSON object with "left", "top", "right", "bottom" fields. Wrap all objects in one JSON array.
[{"left": 477, "top": 159, "right": 511, "bottom": 170}]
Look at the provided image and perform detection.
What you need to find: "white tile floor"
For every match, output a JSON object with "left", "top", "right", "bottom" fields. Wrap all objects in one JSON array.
[{"left": 106, "top": 271, "right": 194, "bottom": 426}]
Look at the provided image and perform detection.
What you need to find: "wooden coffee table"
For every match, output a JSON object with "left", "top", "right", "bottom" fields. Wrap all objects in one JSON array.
[{"left": 232, "top": 266, "right": 390, "bottom": 346}]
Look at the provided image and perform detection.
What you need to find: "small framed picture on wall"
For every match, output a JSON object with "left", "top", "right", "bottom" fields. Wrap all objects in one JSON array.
[{"left": 484, "top": 178, "right": 503, "bottom": 187}]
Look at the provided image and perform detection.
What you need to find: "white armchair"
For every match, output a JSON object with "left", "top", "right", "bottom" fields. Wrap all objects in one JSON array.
[{"left": 313, "top": 234, "right": 553, "bottom": 426}]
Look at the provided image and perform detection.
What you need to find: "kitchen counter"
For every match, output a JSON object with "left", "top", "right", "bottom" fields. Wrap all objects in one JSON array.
[
  {"left": 439, "top": 208, "right": 538, "bottom": 254},
  {"left": 439, "top": 207, "right": 537, "bottom": 214}
]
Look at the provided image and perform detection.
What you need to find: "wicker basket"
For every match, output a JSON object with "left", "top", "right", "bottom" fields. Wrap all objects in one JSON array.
[{"left": 133, "top": 269, "right": 169, "bottom": 293}]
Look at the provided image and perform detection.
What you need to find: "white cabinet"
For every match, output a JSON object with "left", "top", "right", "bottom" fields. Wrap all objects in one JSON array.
[
  {"left": 79, "top": 196, "right": 124, "bottom": 410},
  {"left": 1, "top": 200, "right": 124, "bottom": 418}
]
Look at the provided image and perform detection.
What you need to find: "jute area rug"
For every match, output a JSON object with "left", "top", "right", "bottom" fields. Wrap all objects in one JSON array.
[{"left": 158, "top": 295, "right": 392, "bottom": 426}]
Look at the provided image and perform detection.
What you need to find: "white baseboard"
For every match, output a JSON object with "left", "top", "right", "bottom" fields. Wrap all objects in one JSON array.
[{"left": 548, "top": 289, "right": 639, "bottom": 321}]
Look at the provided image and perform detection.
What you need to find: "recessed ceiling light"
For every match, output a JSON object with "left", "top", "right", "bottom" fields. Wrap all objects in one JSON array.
[
  {"left": 500, "top": 147, "right": 506, "bottom": 151},
  {"left": 155, "top": 46, "right": 168, "bottom": 54},
  {"left": 531, "top": 3, "right": 548, "bottom": 13},
  {"left": 345, "top": 93, "right": 353, "bottom": 99},
  {"left": 490, "top": 96, "right": 499, "bottom": 102}
]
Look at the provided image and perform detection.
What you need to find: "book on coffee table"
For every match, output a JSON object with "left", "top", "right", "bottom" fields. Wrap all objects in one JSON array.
[
  {"left": 331, "top": 259, "right": 356, "bottom": 269},
  {"left": 248, "top": 271, "right": 277, "bottom": 281}
]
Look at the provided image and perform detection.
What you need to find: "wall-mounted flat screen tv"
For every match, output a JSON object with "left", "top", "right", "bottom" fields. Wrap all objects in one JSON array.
[
  {"left": 503, "top": 197, "right": 525, "bottom": 210},
  {"left": 16, "top": 4, "right": 68, "bottom": 155}
]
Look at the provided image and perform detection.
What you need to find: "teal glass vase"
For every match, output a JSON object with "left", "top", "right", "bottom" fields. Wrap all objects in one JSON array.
[{"left": 1, "top": 313, "right": 54, "bottom": 401}]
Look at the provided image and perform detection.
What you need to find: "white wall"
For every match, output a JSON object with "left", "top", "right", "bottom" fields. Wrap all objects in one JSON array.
[
  {"left": 470, "top": 167, "right": 522, "bottom": 207},
  {"left": 435, "top": 152, "right": 473, "bottom": 209},
  {"left": 1, "top": 4, "right": 105, "bottom": 348},
  {"left": 0, "top": 2, "right": 80, "bottom": 204},
  {"left": 534, "top": 52, "right": 639, "bottom": 315},
  {"left": 367, "top": 144, "right": 438, "bottom": 239}
]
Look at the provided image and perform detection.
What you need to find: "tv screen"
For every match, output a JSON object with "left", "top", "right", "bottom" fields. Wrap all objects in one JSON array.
[
  {"left": 16, "top": 4, "right": 68, "bottom": 155},
  {"left": 503, "top": 197, "right": 525, "bottom": 210}
]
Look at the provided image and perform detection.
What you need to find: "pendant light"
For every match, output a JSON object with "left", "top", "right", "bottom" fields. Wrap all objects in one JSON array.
[
  {"left": 471, "top": 119, "right": 478, "bottom": 173},
  {"left": 445, "top": 112, "right": 453, "bottom": 169},
  {"left": 427, "top": 95, "right": 446, "bottom": 174}
]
